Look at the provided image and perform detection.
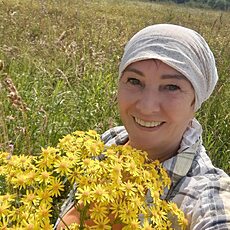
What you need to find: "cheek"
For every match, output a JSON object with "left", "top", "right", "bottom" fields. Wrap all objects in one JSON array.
[
  {"left": 117, "top": 88, "right": 127, "bottom": 113},
  {"left": 117, "top": 86, "right": 135, "bottom": 109},
  {"left": 163, "top": 97, "right": 195, "bottom": 121}
]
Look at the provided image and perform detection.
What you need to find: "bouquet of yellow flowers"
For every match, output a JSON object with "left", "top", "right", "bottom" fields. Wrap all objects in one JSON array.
[{"left": 0, "top": 130, "right": 187, "bottom": 229}]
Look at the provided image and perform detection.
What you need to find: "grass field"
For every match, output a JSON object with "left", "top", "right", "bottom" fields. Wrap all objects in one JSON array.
[{"left": 0, "top": 0, "right": 229, "bottom": 174}]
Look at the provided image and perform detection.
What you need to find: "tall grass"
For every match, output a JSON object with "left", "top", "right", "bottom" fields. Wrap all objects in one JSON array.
[{"left": 0, "top": 0, "right": 229, "bottom": 173}]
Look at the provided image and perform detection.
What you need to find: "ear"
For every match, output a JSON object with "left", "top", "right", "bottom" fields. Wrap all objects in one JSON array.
[
  {"left": 191, "top": 97, "right": 195, "bottom": 107},
  {"left": 190, "top": 97, "right": 196, "bottom": 112}
]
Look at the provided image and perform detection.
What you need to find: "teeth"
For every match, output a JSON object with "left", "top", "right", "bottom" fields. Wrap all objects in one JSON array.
[{"left": 135, "top": 118, "right": 162, "bottom": 128}]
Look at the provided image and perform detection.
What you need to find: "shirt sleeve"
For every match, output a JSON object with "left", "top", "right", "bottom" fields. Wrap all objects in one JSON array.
[{"left": 173, "top": 175, "right": 230, "bottom": 230}]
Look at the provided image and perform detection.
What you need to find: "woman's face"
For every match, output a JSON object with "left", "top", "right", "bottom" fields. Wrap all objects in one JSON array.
[{"left": 117, "top": 59, "right": 195, "bottom": 161}]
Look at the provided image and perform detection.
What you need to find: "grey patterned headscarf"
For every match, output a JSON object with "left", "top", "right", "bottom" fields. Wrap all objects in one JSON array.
[{"left": 119, "top": 24, "right": 218, "bottom": 111}]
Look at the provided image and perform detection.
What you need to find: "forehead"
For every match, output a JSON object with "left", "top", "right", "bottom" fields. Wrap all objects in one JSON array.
[
  {"left": 123, "top": 59, "right": 192, "bottom": 83},
  {"left": 124, "top": 59, "right": 178, "bottom": 74}
]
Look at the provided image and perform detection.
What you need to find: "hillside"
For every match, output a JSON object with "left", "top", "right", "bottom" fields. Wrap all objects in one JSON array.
[{"left": 0, "top": 0, "right": 229, "bottom": 173}]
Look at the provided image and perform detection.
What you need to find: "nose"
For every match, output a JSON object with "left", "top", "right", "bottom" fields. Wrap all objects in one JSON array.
[{"left": 135, "top": 88, "right": 161, "bottom": 115}]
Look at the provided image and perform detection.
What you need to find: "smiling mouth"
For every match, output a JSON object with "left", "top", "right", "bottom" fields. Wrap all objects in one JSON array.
[{"left": 134, "top": 117, "right": 164, "bottom": 128}]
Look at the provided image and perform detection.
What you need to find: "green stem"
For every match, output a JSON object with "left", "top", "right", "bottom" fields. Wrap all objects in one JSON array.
[{"left": 78, "top": 203, "right": 90, "bottom": 230}]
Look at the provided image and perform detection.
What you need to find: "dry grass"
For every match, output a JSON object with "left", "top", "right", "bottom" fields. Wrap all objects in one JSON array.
[{"left": 0, "top": 0, "right": 229, "bottom": 173}]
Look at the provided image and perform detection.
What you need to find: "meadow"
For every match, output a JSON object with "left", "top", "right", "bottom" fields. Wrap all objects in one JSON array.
[{"left": 0, "top": 0, "right": 229, "bottom": 175}]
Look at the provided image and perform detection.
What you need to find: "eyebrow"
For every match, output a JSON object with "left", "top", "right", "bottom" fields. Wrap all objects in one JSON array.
[
  {"left": 161, "top": 74, "right": 186, "bottom": 80},
  {"left": 123, "top": 67, "right": 144, "bottom": 76},
  {"left": 123, "top": 67, "right": 186, "bottom": 80}
]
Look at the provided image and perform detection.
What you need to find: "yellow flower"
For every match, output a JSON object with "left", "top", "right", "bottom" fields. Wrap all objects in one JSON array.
[
  {"left": 110, "top": 199, "right": 121, "bottom": 219},
  {"left": 68, "top": 223, "right": 81, "bottom": 230},
  {"left": 68, "top": 167, "right": 83, "bottom": 184},
  {"left": 76, "top": 186, "right": 93, "bottom": 206},
  {"left": 159, "top": 167, "right": 171, "bottom": 189},
  {"left": 41, "top": 147, "right": 55, "bottom": 158},
  {"left": 37, "top": 147, "right": 59, "bottom": 170},
  {"left": 91, "top": 216, "right": 111, "bottom": 230},
  {"left": 17, "top": 154, "right": 33, "bottom": 169},
  {"left": 47, "top": 177, "right": 64, "bottom": 197},
  {"left": 80, "top": 158, "right": 96, "bottom": 170},
  {"left": 21, "top": 217, "right": 41, "bottom": 229},
  {"left": 54, "top": 158, "right": 72, "bottom": 176},
  {"left": 58, "top": 134, "right": 76, "bottom": 152},
  {"left": 0, "top": 165, "right": 6, "bottom": 177},
  {"left": 134, "top": 184, "right": 145, "bottom": 198},
  {"left": 87, "top": 130, "right": 99, "bottom": 138},
  {"left": 109, "top": 162, "right": 122, "bottom": 182},
  {"left": 121, "top": 181, "right": 137, "bottom": 198},
  {"left": 73, "top": 130, "right": 85, "bottom": 137},
  {"left": 141, "top": 220, "right": 155, "bottom": 230},
  {"left": 167, "top": 202, "right": 188, "bottom": 229},
  {"left": 36, "top": 204, "right": 52, "bottom": 221},
  {"left": 36, "top": 158, "right": 54, "bottom": 170},
  {"left": 150, "top": 205, "right": 168, "bottom": 228},
  {"left": 179, "top": 217, "right": 188, "bottom": 230},
  {"left": 0, "top": 193, "right": 16, "bottom": 203},
  {"left": 128, "top": 196, "right": 144, "bottom": 209},
  {"left": 12, "top": 173, "right": 28, "bottom": 189},
  {"left": 26, "top": 170, "right": 37, "bottom": 186},
  {"left": 40, "top": 222, "right": 54, "bottom": 230},
  {"left": 76, "top": 174, "right": 97, "bottom": 187},
  {"left": 91, "top": 184, "right": 109, "bottom": 203},
  {"left": 37, "top": 189, "right": 53, "bottom": 205},
  {"left": 95, "top": 161, "right": 109, "bottom": 175},
  {"left": 8, "top": 205, "right": 28, "bottom": 222},
  {"left": 118, "top": 201, "right": 139, "bottom": 225},
  {"left": 84, "top": 139, "right": 104, "bottom": 157},
  {"left": 36, "top": 170, "right": 53, "bottom": 184},
  {"left": 6, "top": 155, "right": 19, "bottom": 169},
  {"left": 66, "top": 151, "right": 81, "bottom": 163},
  {"left": 123, "top": 160, "right": 139, "bottom": 177},
  {"left": 0, "top": 130, "right": 187, "bottom": 229},
  {"left": 121, "top": 145, "right": 147, "bottom": 165},
  {"left": 90, "top": 203, "right": 109, "bottom": 221},
  {"left": 103, "top": 148, "right": 117, "bottom": 158},
  {"left": 0, "top": 152, "right": 10, "bottom": 163},
  {"left": 122, "top": 219, "right": 140, "bottom": 230},
  {"left": 0, "top": 215, "right": 10, "bottom": 229},
  {"left": 106, "top": 185, "right": 123, "bottom": 202},
  {"left": 0, "top": 201, "right": 10, "bottom": 218},
  {"left": 21, "top": 190, "right": 38, "bottom": 206}
]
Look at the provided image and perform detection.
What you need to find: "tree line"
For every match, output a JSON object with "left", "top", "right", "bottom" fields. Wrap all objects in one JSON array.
[{"left": 149, "top": 0, "right": 230, "bottom": 10}]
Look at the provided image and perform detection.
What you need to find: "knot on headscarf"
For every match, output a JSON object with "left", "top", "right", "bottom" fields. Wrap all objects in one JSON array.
[{"left": 119, "top": 24, "right": 218, "bottom": 111}]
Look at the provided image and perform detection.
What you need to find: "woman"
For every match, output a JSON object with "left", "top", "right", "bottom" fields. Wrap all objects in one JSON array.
[{"left": 56, "top": 24, "right": 230, "bottom": 229}]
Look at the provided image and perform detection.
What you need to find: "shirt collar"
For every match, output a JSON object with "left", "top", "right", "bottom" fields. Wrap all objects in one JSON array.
[{"left": 162, "top": 118, "right": 202, "bottom": 183}]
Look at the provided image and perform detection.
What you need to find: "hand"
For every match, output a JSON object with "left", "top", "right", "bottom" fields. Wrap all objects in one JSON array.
[{"left": 57, "top": 206, "right": 123, "bottom": 229}]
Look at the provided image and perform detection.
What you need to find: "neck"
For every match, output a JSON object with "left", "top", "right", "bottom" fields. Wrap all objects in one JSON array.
[{"left": 142, "top": 141, "right": 181, "bottom": 163}]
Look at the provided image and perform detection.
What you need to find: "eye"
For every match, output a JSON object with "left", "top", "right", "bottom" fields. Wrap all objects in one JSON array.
[
  {"left": 127, "top": 78, "right": 142, "bottom": 86},
  {"left": 165, "top": 84, "right": 180, "bottom": 91}
]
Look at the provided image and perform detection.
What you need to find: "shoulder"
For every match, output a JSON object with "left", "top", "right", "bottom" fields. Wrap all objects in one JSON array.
[
  {"left": 101, "top": 126, "right": 129, "bottom": 146},
  {"left": 172, "top": 146, "right": 230, "bottom": 229},
  {"left": 176, "top": 175, "right": 230, "bottom": 229}
]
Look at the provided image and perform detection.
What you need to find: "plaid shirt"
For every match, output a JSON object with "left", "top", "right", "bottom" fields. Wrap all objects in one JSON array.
[{"left": 55, "top": 119, "right": 230, "bottom": 229}]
